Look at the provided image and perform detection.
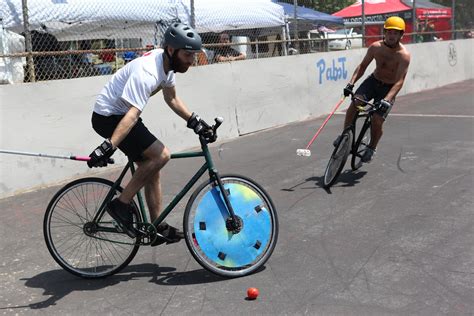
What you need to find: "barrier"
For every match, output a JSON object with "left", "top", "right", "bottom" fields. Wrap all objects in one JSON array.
[{"left": 0, "top": 39, "right": 472, "bottom": 198}]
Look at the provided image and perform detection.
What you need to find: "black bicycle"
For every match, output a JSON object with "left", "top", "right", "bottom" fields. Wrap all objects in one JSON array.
[
  {"left": 43, "top": 117, "right": 279, "bottom": 279},
  {"left": 323, "top": 94, "right": 378, "bottom": 188}
]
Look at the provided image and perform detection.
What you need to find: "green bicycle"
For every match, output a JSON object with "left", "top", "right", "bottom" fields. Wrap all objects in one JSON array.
[{"left": 43, "top": 118, "right": 279, "bottom": 279}]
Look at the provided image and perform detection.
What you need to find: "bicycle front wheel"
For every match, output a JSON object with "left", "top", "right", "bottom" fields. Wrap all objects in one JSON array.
[
  {"left": 184, "top": 175, "right": 278, "bottom": 278},
  {"left": 43, "top": 177, "right": 141, "bottom": 278},
  {"left": 323, "top": 130, "right": 353, "bottom": 188},
  {"left": 351, "top": 120, "right": 371, "bottom": 170}
]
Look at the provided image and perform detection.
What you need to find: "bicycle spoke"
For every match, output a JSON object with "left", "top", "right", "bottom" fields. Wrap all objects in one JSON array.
[
  {"left": 44, "top": 178, "right": 140, "bottom": 278},
  {"left": 324, "top": 131, "right": 352, "bottom": 187}
]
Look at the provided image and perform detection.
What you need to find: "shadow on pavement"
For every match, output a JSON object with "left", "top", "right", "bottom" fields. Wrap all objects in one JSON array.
[
  {"left": 7, "top": 263, "right": 225, "bottom": 310},
  {"left": 281, "top": 169, "right": 368, "bottom": 194},
  {"left": 335, "top": 170, "right": 367, "bottom": 188}
]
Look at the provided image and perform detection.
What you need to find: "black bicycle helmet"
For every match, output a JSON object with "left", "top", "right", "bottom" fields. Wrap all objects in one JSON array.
[{"left": 164, "top": 22, "right": 202, "bottom": 52}]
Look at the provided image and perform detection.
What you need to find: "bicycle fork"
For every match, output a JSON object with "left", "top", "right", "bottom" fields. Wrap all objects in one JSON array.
[{"left": 210, "top": 169, "right": 243, "bottom": 234}]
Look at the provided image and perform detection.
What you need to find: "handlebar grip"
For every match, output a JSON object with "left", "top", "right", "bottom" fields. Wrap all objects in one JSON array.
[{"left": 214, "top": 117, "right": 224, "bottom": 129}]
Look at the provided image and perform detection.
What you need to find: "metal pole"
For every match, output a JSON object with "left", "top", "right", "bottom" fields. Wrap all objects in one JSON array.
[
  {"left": 361, "top": 0, "right": 366, "bottom": 47},
  {"left": 451, "top": 0, "right": 455, "bottom": 39},
  {"left": 21, "top": 0, "right": 35, "bottom": 82},
  {"left": 413, "top": 0, "right": 417, "bottom": 43},
  {"left": 293, "top": 0, "right": 298, "bottom": 49},
  {"left": 281, "top": 26, "right": 288, "bottom": 56},
  {"left": 190, "top": 0, "right": 195, "bottom": 28},
  {"left": 0, "top": 149, "right": 91, "bottom": 161},
  {"left": 190, "top": 0, "right": 197, "bottom": 65}
]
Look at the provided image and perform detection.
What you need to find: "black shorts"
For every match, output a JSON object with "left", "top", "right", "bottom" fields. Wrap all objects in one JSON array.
[
  {"left": 355, "top": 74, "right": 395, "bottom": 119},
  {"left": 91, "top": 112, "right": 157, "bottom": 162}
]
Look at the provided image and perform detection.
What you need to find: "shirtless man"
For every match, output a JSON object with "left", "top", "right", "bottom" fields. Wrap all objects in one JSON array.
[{"left": 339, "top": 16, "right": 411, "bottom": 162}]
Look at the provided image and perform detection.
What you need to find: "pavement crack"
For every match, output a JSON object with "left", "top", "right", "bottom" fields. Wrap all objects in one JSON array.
[
  {"left": 397, "top": 147, "right": 406, "bottom": 173},
  {"left": 343, "top": 243, "right": 381, "bottom": 292}
]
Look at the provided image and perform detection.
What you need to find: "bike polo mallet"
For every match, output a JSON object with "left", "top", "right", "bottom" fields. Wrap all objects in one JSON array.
[
  {"left": 0, "top": 149, "right": 114, "bottom": 164},
  {"left": 296, "top": 96, "right": 346, "bottom": 157}
]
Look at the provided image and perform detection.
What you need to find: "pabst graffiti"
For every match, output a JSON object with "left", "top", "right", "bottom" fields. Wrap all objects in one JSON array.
[{"left": 316, "top": 57, "right": 348, "bottom": 84}]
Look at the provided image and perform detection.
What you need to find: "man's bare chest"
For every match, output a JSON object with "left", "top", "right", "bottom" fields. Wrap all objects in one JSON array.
[{"left": 374, "top": 51, "right": 400, "bottom": 71}]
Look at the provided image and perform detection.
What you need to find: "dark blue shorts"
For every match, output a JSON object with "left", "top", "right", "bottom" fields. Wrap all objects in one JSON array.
[
  {"left": 91, "top": 112, "right": 157, "bottom": 162},
  {"left": 355, "top": 74, "right": 395, "bottom": 119}
]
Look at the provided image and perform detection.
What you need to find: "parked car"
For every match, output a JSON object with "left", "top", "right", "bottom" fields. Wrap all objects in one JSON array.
[{"left": 327, "top": 28, "right": 363, "bottom": 50}]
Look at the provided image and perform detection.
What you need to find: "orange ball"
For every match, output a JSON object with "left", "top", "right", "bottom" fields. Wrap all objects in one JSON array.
[{"left": 247, "top": 287, "right": 259, "bottom": 300}]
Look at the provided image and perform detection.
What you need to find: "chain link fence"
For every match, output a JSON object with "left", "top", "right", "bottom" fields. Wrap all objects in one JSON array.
[
  {"left": 1, "top": 1, "right": 468, "bottom": 84},
  {"left": 1, "top": 0, "right": 291, "bottom": 83}
]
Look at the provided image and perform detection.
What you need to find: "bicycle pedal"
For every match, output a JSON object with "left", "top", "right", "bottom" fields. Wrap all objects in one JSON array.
[{"left": 139, "top": 234, "right": 153, "bottom": 245}]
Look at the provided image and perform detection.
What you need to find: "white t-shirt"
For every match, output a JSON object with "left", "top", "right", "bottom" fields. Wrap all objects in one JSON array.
[{"left": 93, "top": 49, "right": 175, "bottom": 116}]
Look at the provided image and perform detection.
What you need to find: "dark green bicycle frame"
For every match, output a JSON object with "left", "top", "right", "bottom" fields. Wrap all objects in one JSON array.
[{"left": 92, "top": 140, "right": 236, "bottom": 232}]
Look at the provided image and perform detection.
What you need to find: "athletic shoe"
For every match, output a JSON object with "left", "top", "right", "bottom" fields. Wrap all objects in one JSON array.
[
  {"left": 151, "top": 222, "right": 184, "bottom": 246},
  {"left": 106, "top": 198, "right": 137, "bottom": 238},
  {"left": 361, "top": 147, "right": 376, "bottom": 163}
]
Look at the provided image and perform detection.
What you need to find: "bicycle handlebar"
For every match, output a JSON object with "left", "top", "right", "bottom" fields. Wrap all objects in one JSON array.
[
  {"left": 198, "top": 117, "right": 224, "bottom": 145},
  {"left": 349, "top": 92, "right": 378, "bottom": 110},
  {"left": 213, "top": 117, "right": 224, "bottom": 132}
]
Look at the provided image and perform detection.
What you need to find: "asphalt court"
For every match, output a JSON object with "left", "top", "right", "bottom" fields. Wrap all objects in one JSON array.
[{"left": 1, "top": 80, "right": 473, "bottom": 315}]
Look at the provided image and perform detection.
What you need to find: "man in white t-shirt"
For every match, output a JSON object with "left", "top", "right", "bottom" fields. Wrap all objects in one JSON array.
[{"left": 87, "top": 22, "right": 215, "bottom": 246}]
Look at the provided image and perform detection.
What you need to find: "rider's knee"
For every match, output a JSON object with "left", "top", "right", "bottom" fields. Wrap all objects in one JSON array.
[
  {"left": 160, "top": 147, "right": 171, "bottom": 163},
  {"left": 151, "top": 146, "right": 170, "bottom": 165},
  {"left": 142, "top": 145, "right": 170, "bottom": 170},
  {"left": 372, "top": 114, "right": 384, "bottom": 128}
]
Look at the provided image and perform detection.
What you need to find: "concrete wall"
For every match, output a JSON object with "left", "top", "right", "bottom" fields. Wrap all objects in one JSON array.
[{"left": 0, "top": 39, "right": 472, "bottom": 198}]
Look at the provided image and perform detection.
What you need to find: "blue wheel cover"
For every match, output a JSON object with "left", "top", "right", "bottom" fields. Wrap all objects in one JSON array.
[{"left": 193, "top": 183, "right": 272, "bottom": 267}]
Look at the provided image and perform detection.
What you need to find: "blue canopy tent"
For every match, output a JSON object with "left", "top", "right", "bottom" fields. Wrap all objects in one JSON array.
[
  {"left": 272, "top": 1, "right": 343, "bottom": 54},
  {"left": 273, "top": 1, "right": 344, "bottom": 26}
]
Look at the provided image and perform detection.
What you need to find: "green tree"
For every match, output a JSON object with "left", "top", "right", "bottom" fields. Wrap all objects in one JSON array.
[
  {"left": 279, "top": 0, "right": 473, "bottom": 29},
  {"left": 430, "top": 0, "right": 473, "bottom": 28}
]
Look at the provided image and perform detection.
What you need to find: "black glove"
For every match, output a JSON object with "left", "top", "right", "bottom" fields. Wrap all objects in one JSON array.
[
  {"left": 378, "top": 99, "right": 392, "bottom": 112},
  {"left": 187, "top": 112, "right": 217, "bottom": 143},
  {"left": 187, "top": 112, "right": 204, "bottom": 134},
  {"left": 343, "top": 83, "right": 354, "bottom": 97},
  {"left": 87, "top": 139, "right": 115, "bottom": 168},
  {"left": 201, "top": 127, "right": 217, "bottom": 143}
]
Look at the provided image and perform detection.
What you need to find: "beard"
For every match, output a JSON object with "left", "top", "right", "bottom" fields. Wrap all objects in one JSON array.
[{"left": 173, "top": 59, "right": 191, "bottom": 73}]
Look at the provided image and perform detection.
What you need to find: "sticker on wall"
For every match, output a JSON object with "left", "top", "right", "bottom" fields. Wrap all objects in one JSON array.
[{"left": 448, "top": 43, "right": 457, "bottom": 67}]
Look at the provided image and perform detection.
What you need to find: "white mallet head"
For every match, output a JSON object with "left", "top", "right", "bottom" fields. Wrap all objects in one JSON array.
[{"left": 296, "top": 149, "right": 311, "bottom": 157}]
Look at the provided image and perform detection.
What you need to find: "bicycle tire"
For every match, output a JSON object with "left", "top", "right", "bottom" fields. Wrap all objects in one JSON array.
[
  {"left": 351, "top": 119, "right": 371, "bottom": 170},
  {"left": 183, "top": 175, "right": 279, "bottom": 278},
  {"left": 43, "top": 177, "right": 141, "bottom": 278},
  {"left": 323, "top": 130, "right": 353, "bottom": 188}
]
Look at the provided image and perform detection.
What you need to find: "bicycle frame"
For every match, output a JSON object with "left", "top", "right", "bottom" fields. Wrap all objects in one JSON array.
[
  {"left": 346, "top": 96, "right": 377, "bottom": 151},
  {"left": 91, "top": 135, "right": 238, "bottom": 235}
]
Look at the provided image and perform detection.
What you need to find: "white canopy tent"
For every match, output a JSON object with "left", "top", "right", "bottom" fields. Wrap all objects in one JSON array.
[
  {"left": 0, "top": 29, "right": 25, "bottom": 83},
  {"left": 1, "top": 0, "right": 285, "bottom": 41}
]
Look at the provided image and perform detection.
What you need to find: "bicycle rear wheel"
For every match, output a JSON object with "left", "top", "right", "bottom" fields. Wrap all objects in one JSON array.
[
  {"left": 183, "top": 175, "right": 278, "bottom": 278},
  {"left": 351, "top": 120, "right": 371, "bottom": 170},
  {"left": 323, "top": 130, "right": 353, "bottom": 188},
  {"left": 43, "top": 177, "right": 141, "bottom": 278}
]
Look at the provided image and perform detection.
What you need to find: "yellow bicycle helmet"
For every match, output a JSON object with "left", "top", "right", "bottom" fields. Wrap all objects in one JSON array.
[{"left": 384, "top": 16, "right": 406, "bottom": 32}]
